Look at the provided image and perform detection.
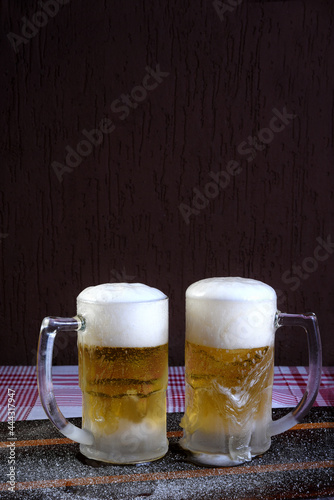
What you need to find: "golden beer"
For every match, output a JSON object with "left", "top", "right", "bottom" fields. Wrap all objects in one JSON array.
[
  {"left": 180, "top": 277, "right": 277, "bottom": 465},
  {"left": 79, "top": 343, "right": 168, "bottom": 436},
  {"left": 76, "top": 283, "right": 169, "bottom": 463},
  {"left": 180, "top": 341, "right": 274, "bottom": 461}
]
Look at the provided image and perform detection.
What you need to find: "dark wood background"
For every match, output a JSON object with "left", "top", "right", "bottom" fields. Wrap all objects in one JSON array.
[{"left": 1, "top": 0, "right": 333, "bottom": 367}]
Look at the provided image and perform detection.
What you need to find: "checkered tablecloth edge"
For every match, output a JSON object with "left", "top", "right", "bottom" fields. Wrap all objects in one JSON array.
[{"left": 0, "top": 365, "right": 333, "bottom": 422}]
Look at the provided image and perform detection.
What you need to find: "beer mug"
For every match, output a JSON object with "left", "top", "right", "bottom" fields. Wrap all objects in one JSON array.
[
  {"left": 37, "top": 283, "right": 169, "bottom": 464},
  {"left": 180, "top": 277, "right": 322, "bottom": 466}
]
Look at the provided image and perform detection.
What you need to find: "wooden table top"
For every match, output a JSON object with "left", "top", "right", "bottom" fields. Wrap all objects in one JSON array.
[{"left": 0, "top": 407, "right": 333, "bottom": 499}]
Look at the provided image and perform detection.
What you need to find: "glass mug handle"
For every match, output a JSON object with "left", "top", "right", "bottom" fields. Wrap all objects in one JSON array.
[
  {"left": 37, "top": 316, "right": 94, "bottom": 445},
  {"left": 269, "top": 312, "right": 322, "bottom": 437}
]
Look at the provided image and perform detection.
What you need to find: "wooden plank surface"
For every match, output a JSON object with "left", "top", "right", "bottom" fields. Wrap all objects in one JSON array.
[{"left": 0, "top": 409, "right": 333, "bottom": 499}]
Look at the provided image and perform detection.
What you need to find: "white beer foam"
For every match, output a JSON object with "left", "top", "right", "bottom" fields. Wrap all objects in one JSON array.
[
  {"left": 186, "top": 277, "right": 277, "bottom": 349},
  {"left": 77, "top": 283, "right": 168, "bottom": 347}
]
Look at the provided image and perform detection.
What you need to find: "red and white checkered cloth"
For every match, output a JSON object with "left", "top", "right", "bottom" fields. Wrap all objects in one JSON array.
[{"left": 0, "top": 365, "right": 333, "bottom": 422}]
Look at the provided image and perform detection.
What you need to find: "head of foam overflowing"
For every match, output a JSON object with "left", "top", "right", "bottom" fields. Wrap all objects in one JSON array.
[
  {"left": 77, "top": 283, "right": 168, "bottom": 347},
  {"left": 186, "top": 277, "right": 277, "bottom": 349}
]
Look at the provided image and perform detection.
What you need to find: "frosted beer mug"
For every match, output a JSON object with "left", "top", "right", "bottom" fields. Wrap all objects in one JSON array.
[
  {"left": 180, "top": 277, "right": 322, "bottom": 466},
  {"left": 37, "top": 283, "right": 169, "bottom": 464}
]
